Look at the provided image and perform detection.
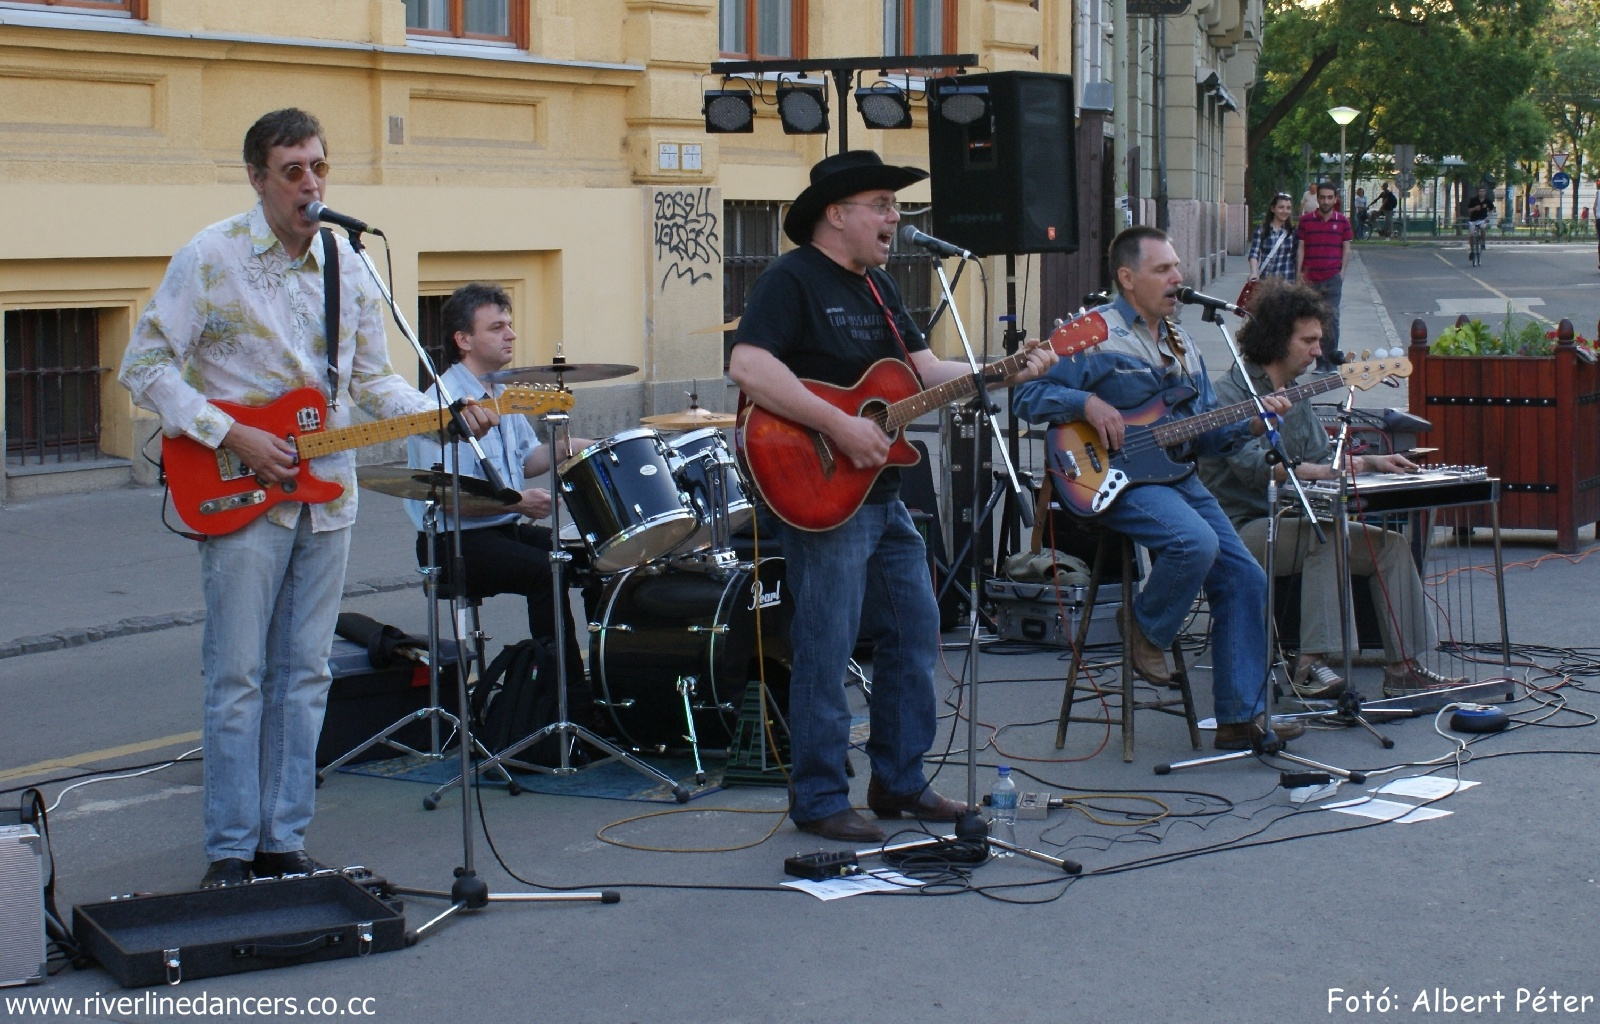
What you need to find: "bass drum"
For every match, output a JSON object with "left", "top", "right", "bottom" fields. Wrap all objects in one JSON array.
[{"left": 591, "top": 558, "right": 791, "bottom": 751}]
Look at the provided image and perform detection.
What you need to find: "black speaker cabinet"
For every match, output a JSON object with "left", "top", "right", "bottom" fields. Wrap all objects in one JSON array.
[{"left": 928, "top": 71, "right": 1079, "bottom": 256}]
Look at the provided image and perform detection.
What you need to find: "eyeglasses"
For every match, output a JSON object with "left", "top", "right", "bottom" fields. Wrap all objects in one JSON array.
[
  {"left": 270, "top": 160, "right": 331, "bottom": 183},
  {"left": 837, "top": 199, "right": 900, "bottom": 216},
  {"left": 1273, "top": 192, "right": 1292, "bottom": 201}
]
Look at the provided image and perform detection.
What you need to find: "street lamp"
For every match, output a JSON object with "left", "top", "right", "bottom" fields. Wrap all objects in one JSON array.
[{"left": 1328, "top": 105, "right": 1360, "bottom": 216}]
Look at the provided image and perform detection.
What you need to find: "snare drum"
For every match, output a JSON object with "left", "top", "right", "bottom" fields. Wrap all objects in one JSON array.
[
  {"left": 670, "top": 427, "right": 753, "bottom": 554},
  {"left": 558, "top": 429, "right": 699, "bottom": 573},
  {"left": 590, "top": 558, "right": 791, "bottom": 751}
]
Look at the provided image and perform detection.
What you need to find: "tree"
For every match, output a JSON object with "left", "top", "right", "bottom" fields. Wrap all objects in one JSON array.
[
  {"left": 1533, "top": 16, "right": 1600, "bottom": 216},
  {"left": 1247, "top": 0, "right": 1550, "bottom": 213}
]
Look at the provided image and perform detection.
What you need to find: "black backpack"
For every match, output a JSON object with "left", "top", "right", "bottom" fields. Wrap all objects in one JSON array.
[{"left": 468, "top": 639, "right": 567, "bottom": 768}]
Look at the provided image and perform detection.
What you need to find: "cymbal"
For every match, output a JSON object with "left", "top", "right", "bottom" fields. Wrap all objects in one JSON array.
[
  {"left": 484, "top": 360, "right": 638, "bottom": 385},
  {"left": 689, "top": 317, "right": 739, "bottom": 336},
  {"left": 357, "top": 465, "right": 517, "bottom": 517},
  {"left": 641, "top": 407, "right": 736, "bottom": 430}
]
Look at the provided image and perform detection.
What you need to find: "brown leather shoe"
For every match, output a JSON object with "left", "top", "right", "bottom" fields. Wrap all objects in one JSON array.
[
  {"left": 1116, "top": 606, "right": 1173, "bottom": 686},
  {"left": 1214, "top": 713, "right": 1305, "bottom": 752},
  {"left": 794, "top": 808, "right": 886, "bottom": 843},
  {"left": 865, "top": 778, "right": 967, "bottom": 821}
]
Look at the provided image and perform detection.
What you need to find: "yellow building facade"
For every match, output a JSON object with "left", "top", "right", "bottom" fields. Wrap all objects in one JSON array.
[{"left": 0, "top": 0, "right": 1252, "bottom": 500}]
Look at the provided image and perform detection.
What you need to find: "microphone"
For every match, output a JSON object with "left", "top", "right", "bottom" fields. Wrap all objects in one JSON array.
[
  {"left": 305, "top": 201, "right": 380, "bottom": 236},
  {"left": 900, "top": 225, "right": 973, "bottom": 260},
  {"left": 1173, "top": 286, "right": 1247, "bottom": 316}
]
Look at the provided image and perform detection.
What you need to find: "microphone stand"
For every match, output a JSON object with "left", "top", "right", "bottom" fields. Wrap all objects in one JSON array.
[
  {"left": 926, "top": 256, "right": 1041, "bottom": 852},
  {"left": 1153, "top": 305, "right": 1365, "bottom": 784},
  {"left": 338, "top": 225, "right": 615, "bottom": 936}
]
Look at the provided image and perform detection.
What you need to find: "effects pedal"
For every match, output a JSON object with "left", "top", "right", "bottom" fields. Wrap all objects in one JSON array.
[
  {"left": 1017, "top": 791, "right": 1053, "bottom": 820},
  {"left": 783, "top": 850, "right": 862, "bottom": 881}
]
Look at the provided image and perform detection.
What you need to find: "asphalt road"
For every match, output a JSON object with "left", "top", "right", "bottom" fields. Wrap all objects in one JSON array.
[{"left": 1362, "top": 241, "right": 1600, "bottom": 348}]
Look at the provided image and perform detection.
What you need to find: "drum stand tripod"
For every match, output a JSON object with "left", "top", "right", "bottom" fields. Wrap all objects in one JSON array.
[
  {"left": 338, "top": 224, "right": 614, "bottom": 937},
  {"left": 466, "top": 401, "right": 692, "bottom": 803}
]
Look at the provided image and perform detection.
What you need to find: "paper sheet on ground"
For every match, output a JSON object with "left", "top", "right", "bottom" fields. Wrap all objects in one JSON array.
[
  {"left": 1324, "top": 797, "right": 1452, "bottom": 823},
  {"left": 1371, "top": 777, "right": 1479, "bottom": 800},
  {"left": 782, "top": 870, "right": 922, "bottom": 900}
]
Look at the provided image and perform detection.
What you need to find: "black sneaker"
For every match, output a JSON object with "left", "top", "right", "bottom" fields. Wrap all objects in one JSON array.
[
  {"left": 251, "top": 850, "right": 327, "bottom": 878},
  {"left": 199, "top": 857, "right": 252, "bottom": 889}
]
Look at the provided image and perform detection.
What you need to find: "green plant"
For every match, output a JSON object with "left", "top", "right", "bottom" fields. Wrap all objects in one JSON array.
[
  {"left": 1432, "top": 318, "right": 1497, "bottom": 355},
  {"left": 1432, "top": 307, "right": 1598, "bottom": 357}
]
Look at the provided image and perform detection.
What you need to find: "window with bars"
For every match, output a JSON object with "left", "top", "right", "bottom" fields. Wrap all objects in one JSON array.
[
  {"left": 4, "top": 308, "right": 107, "bottom": 466},
  {"left": 7, "top": 0, "right": 145, "bottom": 14},
  {"left": 416, "top": 294, "right": 451, "bottom": 391},
  {"left": 719, "top": 0, "right": 807, "bottom": 59},
  {"left": 883, "top": 0, "right": 955, "bottom": 56},
  {"left": 720, "top": 200, "right": 937, "bottom": 366},
  {"left": 405, "top": 0, "right": 527, "bottom": 46}
]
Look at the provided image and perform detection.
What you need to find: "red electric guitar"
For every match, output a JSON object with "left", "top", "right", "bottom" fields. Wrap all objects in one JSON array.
[
  {"left": 737, "top": 314, "right": 1109, "bottom": 532},
  {"left": 163, "top": 384, "right": 573, "bottom": 536}
]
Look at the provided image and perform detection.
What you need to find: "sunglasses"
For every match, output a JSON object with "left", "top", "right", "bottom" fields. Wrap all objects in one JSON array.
[
  {"left": 268, "top": 160, "right": 331, "bottom": 183},
  {"left": 837, "top": 199, "right": 900, "bottom": 216}
]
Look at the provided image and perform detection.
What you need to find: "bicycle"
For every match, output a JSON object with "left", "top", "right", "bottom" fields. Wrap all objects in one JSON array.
[{"left": 1466, "top": 218, "right": 1488, "bottom": 267}]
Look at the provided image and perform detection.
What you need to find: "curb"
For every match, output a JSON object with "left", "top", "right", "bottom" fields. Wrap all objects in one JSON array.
[{"left": 0, "top": 574, "right": 422, "bottom": 661}]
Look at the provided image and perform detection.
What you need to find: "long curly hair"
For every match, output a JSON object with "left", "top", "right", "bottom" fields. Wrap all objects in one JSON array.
[{"left": 1236, "top": 280, "right": 1332, "bottom": 365}]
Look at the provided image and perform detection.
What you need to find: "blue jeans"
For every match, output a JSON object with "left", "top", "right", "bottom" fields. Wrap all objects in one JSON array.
[
  {"left": 1097, "top": 474, "right": 1269, "bottom": 724},
  {"left": 1310, "top": 273, "right": 1344, "bottom": 360},
  {"left": 200, "top": 513, "right": 349, "bottom": 861},
  {"left": 778, "top": 500, "right": 938, "bottom": 823}
]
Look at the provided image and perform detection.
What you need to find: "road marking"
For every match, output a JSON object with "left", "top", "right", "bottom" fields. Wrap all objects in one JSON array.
[
  {"left": 1428, "top": 251, "right": 1557, "bottom": 326},
  {"left": 0, "top": 730, "right": 201, "bottom": 785},
  {"left": 53, "top": 785, "right": 202, "bottom": 821}
]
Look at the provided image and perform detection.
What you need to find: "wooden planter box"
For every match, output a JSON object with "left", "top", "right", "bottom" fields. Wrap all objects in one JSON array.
[{"left": 1407, "top": 320, "right": 1600, "bottom": 552}]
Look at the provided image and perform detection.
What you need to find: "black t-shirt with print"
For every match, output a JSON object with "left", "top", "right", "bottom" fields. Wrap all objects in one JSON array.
[{"left": 734, "top": 244, "right": 929, "bottom": 502}]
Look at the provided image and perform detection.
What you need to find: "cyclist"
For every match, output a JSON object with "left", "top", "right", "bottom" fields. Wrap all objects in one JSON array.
[{"left": 1465, "top": 184, "right": 1494, "bottom": 266}]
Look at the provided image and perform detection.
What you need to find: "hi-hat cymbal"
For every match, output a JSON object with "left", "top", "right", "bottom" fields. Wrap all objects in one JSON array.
[
  {"left": 484, "top": 360, "right": 638, "bottom": 385},
  {"left": 357, "top": 465, "right": 517, "bottom": 517},
  {"left": 689, "top": 317, "right": 739, "bottom": 336},
  {"left": 641, "top": 407, "right": 736, "bottom": 430}
]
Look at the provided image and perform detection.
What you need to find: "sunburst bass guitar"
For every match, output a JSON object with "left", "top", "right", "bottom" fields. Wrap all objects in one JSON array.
[
  {"left": 1046, "top": 357, "right": 1412, "bottom": 517},
  {"left": 163, "top": 384, "right": 573, "bottom": 536}
]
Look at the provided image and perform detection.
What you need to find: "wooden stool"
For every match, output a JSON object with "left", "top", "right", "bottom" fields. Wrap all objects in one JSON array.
[{"left": 1048, "top": 513, "right": 1202, "bottom": 762}]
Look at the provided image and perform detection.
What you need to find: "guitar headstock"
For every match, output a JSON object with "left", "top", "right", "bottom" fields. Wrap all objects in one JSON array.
[
  {"left": 498, "top": 384, "right": 576, "bottom": 415},
  {"left": 1047, "top": 310, "right": 1110, "bottom": 359},
  {"left": 1340, "top": 356, "right": 1413, "bottom": 391}
]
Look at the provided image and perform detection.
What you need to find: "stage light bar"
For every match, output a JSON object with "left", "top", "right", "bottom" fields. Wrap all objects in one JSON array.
[
  {"left": 855, "top": 82, "right": 913, "bottom": 130},
  {"left": 776, "top": 81, "right": 829, "bottom": 135},
  {"left": 703, "top": 90, "right": 755, "bottom": 133}
]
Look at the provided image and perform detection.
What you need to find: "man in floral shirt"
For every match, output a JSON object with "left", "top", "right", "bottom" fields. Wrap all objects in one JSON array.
[{"left": 120, "top": 108, "right": 493, "bottom": 890}]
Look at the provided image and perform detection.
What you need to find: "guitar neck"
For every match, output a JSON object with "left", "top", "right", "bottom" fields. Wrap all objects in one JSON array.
[
  {"left": 880, "top": 349, "right": 1034, "bottom": 431},
  {"left": 295, "top": 394, "right": 518, "bottom": 460},
  {"left": 1150, "top": 374, "right": 1347, "bottom": 448}
]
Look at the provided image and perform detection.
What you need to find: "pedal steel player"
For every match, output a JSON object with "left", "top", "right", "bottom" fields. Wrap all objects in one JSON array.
[
  {"left": 1197, "top": 280, "right": 1467, "bottom": 699},
  {"left": 728, "top": 150, "right": 1054, "bottom": 843},
  {"left": 1011, "top": 225, "right": 1302, "bottom": 752},
  {"left": 120, "top": 108, "right": 495, "bottom": 889}
]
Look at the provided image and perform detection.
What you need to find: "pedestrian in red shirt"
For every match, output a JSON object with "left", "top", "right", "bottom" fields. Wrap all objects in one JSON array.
[{"left": 1295, "top": 181, "right": 1354, "bottom": 370}]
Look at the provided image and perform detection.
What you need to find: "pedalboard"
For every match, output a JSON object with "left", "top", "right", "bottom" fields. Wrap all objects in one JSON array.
[{"left": 784, "top": 850, "right": 861, "bottom": 881}]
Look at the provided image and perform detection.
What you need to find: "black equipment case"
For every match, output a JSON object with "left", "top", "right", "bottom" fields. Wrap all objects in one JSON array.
[
  {"left": 317, "top": 637, "right": 460, "bottom": 768},
  {"left": 73, "top": 873, "right": 405, "bottom": 988}
]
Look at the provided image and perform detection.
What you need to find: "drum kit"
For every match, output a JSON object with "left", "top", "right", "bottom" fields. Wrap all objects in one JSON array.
[{"left": 363, "top": 361, "right": 791, "bottom": 777}]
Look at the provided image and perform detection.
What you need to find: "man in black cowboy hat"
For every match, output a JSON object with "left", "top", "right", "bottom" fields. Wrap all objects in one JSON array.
[{"left": 728, "top": 150, "right": 1054, "bottom": 842}]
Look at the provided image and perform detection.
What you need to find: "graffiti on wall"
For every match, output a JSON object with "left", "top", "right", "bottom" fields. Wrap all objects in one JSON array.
[{"left": 654, "top": 188, "right": 720, "bottom": 291}]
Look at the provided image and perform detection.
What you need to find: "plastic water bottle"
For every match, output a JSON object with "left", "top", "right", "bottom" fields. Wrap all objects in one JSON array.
[{"left": 989, "top": 766, "right": 1018, "bottom": 856}]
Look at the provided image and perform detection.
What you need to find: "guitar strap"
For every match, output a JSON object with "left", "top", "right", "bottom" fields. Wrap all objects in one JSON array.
[
  {"left": 321, "top": 227, "right": 340, "bottom": 411},
  {"left": 863, "top": 269, "right": 924, "bottom": 388}
]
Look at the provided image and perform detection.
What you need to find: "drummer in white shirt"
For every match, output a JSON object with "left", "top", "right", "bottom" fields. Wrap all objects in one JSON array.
[{"left": 405, "top": 282, "right": 595, "bottom": 685}]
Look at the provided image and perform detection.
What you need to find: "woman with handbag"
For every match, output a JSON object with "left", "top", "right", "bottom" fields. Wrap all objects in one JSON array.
[{"left": 1240, "top": 192, "right": 1296, "bottom": 311}]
